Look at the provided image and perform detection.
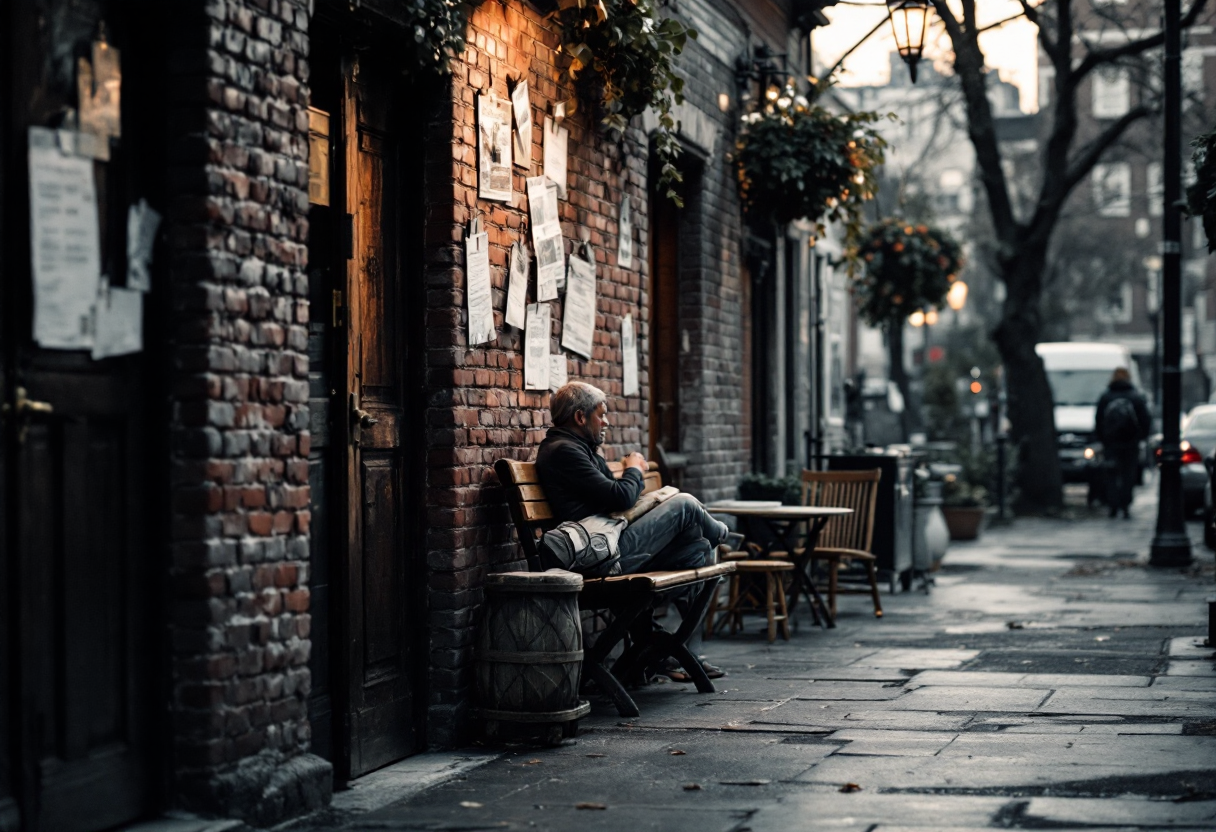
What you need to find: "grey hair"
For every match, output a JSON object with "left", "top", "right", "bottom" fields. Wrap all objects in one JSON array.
[{"left": 551, "top": 381, "right": 607, "bottom": 426}]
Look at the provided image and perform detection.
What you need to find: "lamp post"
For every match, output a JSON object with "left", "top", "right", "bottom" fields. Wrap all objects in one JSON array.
[
  {"left": 1144, "top": 255, "right": 1162, "bottom": 411},
  {"left": 887, "top": 0, "right": 931, "bottom": 83},
  {"left": 1150, "top": 0, "right": 1193, "bottom": 566}
]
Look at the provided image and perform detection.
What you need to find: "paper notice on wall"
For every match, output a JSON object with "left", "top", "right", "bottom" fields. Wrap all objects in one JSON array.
[
  {"left": 465, "top": 229, "right": 496, "bottom": 345},
  {"left": 561, "top": 255, "right": 596, "bottom": 360},
  {"left": 622, "top": 313, "right": 639, "bottom": 396},
  {"left": 524, "top": 303, "right": 551, "bottom": 391},
  {"left": 126, "top": 198, "right": 161, "bottom": 292},
  {"left": 511, "top": 80, "right": 532, "bottom": 168},
  {"left": 505, "top": 239, "right": 528, "bottom": 329},
  {"left": 28, "top": 126, "right": 101, "bottom": 350},
  {"left": 526, "top": 176, "right": 563, "bottom": 301},
  {"left": 549, "top": 353, "right": 568, "bottom": 392},
  {"left": 543, "top": 115, "right": 568, "bottom": 198},
  {"left": 477, "top": 93, "right": 512, "bottom": 202},
  {"left": 618, "top": 195, "right": 633, "bottom": 269},
  {"left": 92, "top": 284, "right": 143, "bottom": 359}
]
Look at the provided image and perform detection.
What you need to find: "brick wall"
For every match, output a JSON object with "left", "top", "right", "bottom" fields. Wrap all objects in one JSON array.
[
  {"left": 421, "top": 1, "right": 650, "bottom": 746},
  {"left": 165, "top": 0, "right": 330, "bottom": 823}
]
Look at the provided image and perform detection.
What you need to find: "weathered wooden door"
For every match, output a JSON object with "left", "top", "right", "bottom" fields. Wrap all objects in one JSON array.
[
  {"left": 2, "top": 4, "right": 155, "bottom": 830},
  {"left": 340, "top": 53, "right": 421, "bottom": 777}
]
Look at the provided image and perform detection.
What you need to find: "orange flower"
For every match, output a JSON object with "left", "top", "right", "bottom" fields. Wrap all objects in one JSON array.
[{"left": 893, "top": 242, "right": 905, "bottom": 252}]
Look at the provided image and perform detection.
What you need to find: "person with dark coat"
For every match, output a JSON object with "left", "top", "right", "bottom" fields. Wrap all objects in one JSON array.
[{"left": 1094, "top": 367, "right": 1151, "bottom": 518}]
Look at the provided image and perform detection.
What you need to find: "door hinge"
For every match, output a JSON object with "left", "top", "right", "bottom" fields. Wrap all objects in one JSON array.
[
  {"left": 342, "top": 213, "right": 354, "bottom": 260},
  {"left": 332, "top": 289, "right": 344, "bottom": 328}
]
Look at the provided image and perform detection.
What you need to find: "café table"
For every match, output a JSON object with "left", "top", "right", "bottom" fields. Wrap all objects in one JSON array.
[{"left": 706, "top": 502, "right": 854, "bottom": 629}]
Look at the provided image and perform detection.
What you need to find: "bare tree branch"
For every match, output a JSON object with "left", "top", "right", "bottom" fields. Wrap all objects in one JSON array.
[{"left": 1074, "top": 0, "right": 1209, "bottom": 80}]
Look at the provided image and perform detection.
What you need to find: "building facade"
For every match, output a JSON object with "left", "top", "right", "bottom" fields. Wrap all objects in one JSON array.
[{"left": 0, "top": 1, "right": 827, "bottom": 829}]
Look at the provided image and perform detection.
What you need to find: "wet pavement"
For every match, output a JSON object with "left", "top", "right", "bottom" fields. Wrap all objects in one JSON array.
[{"left": 293, "top": 484, "right": 1216, "bottom": 831}]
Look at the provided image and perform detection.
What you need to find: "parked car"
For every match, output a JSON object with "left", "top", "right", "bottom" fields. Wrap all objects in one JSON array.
[{"left": 1179, "top": 406, "right": 1216, "bottom": 516}]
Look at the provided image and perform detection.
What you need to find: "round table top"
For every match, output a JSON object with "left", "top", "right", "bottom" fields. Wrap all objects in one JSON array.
[
  {"left": 707, "top": 499, "right": 782, "bottom": 509},
  {"left": 705, "top": 503, "right": 853, "bottom": 518}
]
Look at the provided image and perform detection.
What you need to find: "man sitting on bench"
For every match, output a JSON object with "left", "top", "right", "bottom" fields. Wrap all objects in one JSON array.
[{"left": 536, "top": 381, "right": 729, "bottom": 680}]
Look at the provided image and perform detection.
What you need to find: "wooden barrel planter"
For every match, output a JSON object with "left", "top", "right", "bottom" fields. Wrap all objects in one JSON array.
[{"left": 475, "top": 570, "right": 590, "bottom": 745}]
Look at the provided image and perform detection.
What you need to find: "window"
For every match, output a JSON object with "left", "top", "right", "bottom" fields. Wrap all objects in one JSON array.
[
  {"left": 1147, "top": 162, "right": 1163, "bottom": 217},
  {"left": 1092, "top": 162, "right": 1131, "bottom": 217},
  {"left": 1092, "top": 66, "right": 1130, "bottom": 118}
]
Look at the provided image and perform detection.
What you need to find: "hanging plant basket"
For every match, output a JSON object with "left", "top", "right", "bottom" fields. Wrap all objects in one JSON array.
[
  {"left": 734, "top": 101, "right": 887, "bottom": 242},
  {"left": 852, "top": 218, "right": 964, "bottom": 327},
  {"left": 398, "top": 0, "right": 470, "bottom": 74}
]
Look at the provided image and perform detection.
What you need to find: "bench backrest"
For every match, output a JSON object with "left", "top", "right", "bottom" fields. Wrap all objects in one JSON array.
[{"left": 495, "top": 458, "right": 662, "bottom": 571}]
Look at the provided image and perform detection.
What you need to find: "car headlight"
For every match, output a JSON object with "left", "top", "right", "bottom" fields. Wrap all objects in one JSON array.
[{"left": 1083, "top": 447, "right": 1096, "bottom": 460}]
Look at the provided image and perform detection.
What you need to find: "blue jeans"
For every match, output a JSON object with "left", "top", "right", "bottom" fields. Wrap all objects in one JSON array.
[{"left": 617, "top": 494, "right": 729, "bottom": 574}]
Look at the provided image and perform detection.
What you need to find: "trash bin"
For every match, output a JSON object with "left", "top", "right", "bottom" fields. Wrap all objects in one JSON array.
[{"left": 475, "top": 569, "right": 590, "bottom": 744}]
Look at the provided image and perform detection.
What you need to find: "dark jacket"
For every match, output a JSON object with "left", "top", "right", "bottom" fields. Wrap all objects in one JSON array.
[
  {"left": 534, "top": 427, "right": 644, "bottom": 523},
  {"left": 1095, "top": 379, "right": 1151, "bottom": 449}
]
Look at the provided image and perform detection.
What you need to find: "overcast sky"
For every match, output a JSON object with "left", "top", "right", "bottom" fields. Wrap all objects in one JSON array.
[{"left": 813, "top": 1, "right": 1040, "bottom": 113}]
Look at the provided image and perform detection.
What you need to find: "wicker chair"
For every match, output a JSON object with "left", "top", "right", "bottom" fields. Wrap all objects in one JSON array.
[{"left": 797, "top": 469, "right": 884, "bottom": 619}]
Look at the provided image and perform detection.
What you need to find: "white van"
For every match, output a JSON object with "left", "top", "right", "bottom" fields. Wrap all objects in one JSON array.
[{"left": 1035, "top": 342, "right": 1140, "bottom": 485}]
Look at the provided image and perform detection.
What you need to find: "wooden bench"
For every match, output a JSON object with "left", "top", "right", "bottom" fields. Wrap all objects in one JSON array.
[{"left": 494, "top": 458, "right": 736, "bottom": 717}]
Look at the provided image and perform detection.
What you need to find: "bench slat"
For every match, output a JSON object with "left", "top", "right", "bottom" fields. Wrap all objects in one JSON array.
[
  {"left": 499, "top": 458, "right": 540, "bottom": 485},
  {"left": 517, "top": 484, "right": 547, "bottom": 501},
  {"left": 521, "top": 502, "right": 554, "bottom": 523}
]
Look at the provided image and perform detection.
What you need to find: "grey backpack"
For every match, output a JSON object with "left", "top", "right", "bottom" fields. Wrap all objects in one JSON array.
[{"left": 537, "top": 516, "right": 627, "bottom": 577}]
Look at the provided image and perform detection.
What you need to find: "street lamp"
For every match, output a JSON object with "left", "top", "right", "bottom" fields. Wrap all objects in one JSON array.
[
  {"left": 946, "top": 280, "right": 968, "bottom": 312},
  {"left": 887, "top": 0, "right": 931, "bottom": 84},
  {"left": 1144, "top": 256, "right": 1162, "bottom": 410}
]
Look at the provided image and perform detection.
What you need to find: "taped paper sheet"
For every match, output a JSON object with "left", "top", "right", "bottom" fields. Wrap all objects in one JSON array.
[
  {"left": 526, "top": 176, "right": 563, "bottom": 301},
  {"left": 543, "top": 115, "right": 568, "bottom": 198},
  {"left": 28, "top": 126, "right": 101, "bottom": 349},
  {"left": 618, "top": 195, "right": 633, "bottom": 269},
  {"left": 465, "top": 229, "right": 496, "bottom": 345},
  {"left": 561, "top": 255, "right": 596, "bottom": 360},
  {"left": 92, "top": 285, "right": 143, "bottom": 359},
  {"left": 505, "top": 239, "right": 528, "bottom": 329},
  {"left": 622, "top": 312, "right": 639, "bottom": 396},
  {"left": 549, "top": 353, "right": 568, "bottom": 392},
  {"left": 524, "top": 303, "right": 551, "bottom": 391},
  {"left": 126, "top": 198, "right": 161, "bottom": 292},
  {"left": 511, "top": 80, "right": 532, "bottom": 168},
  {"left": 477, "top": 93, "right": 512, "bottom": 202}
]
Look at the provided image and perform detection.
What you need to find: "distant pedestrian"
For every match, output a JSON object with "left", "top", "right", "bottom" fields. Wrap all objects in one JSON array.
[{"left": 1094, "top": 367, "right": 1151, "bottom": 518}]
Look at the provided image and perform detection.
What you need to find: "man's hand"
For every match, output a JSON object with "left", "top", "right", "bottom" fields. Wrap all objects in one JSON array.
[{"left": 622, "top": 452, "right": 647, "bottom": 473}]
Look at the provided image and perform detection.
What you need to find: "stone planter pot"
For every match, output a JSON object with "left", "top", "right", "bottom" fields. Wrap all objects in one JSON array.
[
  {"left": 941, "top": 506, "right": 985, "bottom": 541},
  {"left": 913, "top": 482, "right": 951, "bottom": 571}
]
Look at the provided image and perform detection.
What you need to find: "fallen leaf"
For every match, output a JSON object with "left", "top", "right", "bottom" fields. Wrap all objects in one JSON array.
[
  {"left": 720, "top": 779, "right": 770, "bottom": 786},
  {"left": 839, "top": 783, "right": 862, "bottom": 793},
  {"left": 460, "top": 801, "right": 484, "bottom": 808},
  {"left": 669, "top": 749, "right": 686, "bottom": 756},
  {"left": 522, "top": 758, "right": 543, "bottom": 765},
  {"left": 576, "top": 802, "right": 607, "bottom": 810},
  {"left": 1006, "top": 621, "right": 1025, "bottom": 630},
  {"left": 683, "top": 783, "right": 702, "bottom": 791},
  {"left": 586, "top": 753, "right": 607, "bottom": 758},
  {"left": 1094, "top": 636, "right": 1110, "bottom": 642}
]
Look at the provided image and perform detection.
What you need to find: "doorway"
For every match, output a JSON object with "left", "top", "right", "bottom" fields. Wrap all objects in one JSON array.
[
  {"left": 2, "top": 3, "right": 162, "bottom": 830},
  {"left": 307, "top": 20, "right": 427, "bottom": 782}
]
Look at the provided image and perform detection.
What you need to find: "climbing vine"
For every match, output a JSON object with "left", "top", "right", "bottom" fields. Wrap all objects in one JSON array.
[
  {"left": 401, "top": 0, "right": 469, "bottom": 73},
  {"left": 551, "top": 0, "right": 696, "bottom": 205}
]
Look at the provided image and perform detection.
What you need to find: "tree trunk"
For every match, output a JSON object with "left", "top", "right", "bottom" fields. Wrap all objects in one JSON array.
[
  {"left": 887, "top": 321, "right": 911, "bottom": 442},
  {"left": 992, "top": 251, "right": 1064, "bottom": 513}
]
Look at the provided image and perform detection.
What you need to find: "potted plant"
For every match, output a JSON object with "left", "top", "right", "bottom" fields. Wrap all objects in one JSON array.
[{"left": 941, "top": 475, "right": 988, "bottom": 541}]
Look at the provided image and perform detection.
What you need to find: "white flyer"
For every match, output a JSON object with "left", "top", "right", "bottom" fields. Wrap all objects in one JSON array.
[
  {"left": 561, "top": 255, "right": 597, "bottom": 360},
  {"left": 526, "top": 176, "right": 563, "bottom": 301},
  {"left": 28, "top": 126, "right": 101, "bottom": 349},
  {"left": 524, "top": 303, "right": 551, "bottom": 391},
  {"left": 465, "top": 230, "right": 496, "bottom": 345},
  {"left": 543, "top": 115, "right": 568, "bottom": 198},
  {"left": 549, "top": 353, "right": 568, "bottom": 392},
  {"left": 511, "top": 80, "right": 532, "bottom": 168},
  {"left": 622, "top": 313, "right": 639, "bottom": 396},
  {"left": 126, "top": 198, "right": 161, "bottom": 292},
  {"left": 477, "top": 93, "right": 512, "bottom": 202},
  {"left": 505, "top": 239, "right": 528, "bottom": 329},
  {"left": 618, "top": 195, "right": 633, "bottom": 269},
  {"left": 92, "top": 285, "right": 143, "bottom": 359}
]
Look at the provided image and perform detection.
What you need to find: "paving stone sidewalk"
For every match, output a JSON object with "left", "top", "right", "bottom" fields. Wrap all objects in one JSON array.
[{"left": 292, "top": 485, "right": 1216, "bottom": 831}]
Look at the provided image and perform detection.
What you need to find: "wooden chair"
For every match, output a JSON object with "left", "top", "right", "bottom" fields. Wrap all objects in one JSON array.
[
  {"left": 706, "top": 558, "right": 794, "bottom": 642},
  {"left": 797, "top": 469, "right": 884, "bottom": 619},
  {"left": 494, "top": 458, "right": 735, "bottom": 718}
]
